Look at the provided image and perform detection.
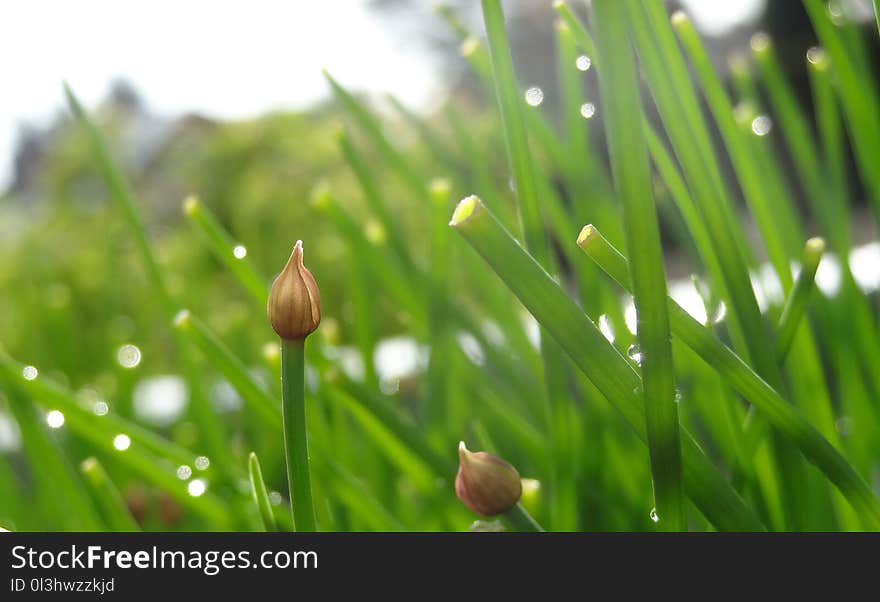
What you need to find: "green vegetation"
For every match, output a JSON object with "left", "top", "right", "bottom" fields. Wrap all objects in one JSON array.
[{"left": 1, "top": 1, "right": 879, "bottom": 532}]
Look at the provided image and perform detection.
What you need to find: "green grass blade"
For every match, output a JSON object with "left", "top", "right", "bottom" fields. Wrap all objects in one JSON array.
[
  {"left": 1, "top": 381, "right": 103, "bottom": 530},
  {"left": 81, "top": 457, "right": 141, "bottom": 532},
  {"left": 593, "top": 0, "right": 684, "bottom": 530},
  {"left": 451, "top": 195, "right": 763, "bottom": 531},
  {"left": 174, "top": 309, "right": 281, "bottom": 429},
  {"left": 577, "top": 225, "right": 880, "bottom": 528},
  {"left": 183, "top": 196, "right": 268, "bottom": 307},
  {"left": 776, "top": 238, "right": 825, "bottom": 361},
  {"left": 248, "top": 452, "right": 279, "bottom": 531}
]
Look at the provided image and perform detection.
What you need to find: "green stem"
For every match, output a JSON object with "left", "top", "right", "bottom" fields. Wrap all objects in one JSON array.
[
  {"left": 281, "top": 338, "right": 317, "bottom": 532},
  {"left": 503, "top": 503, "right": 545, "bottom": 532}
]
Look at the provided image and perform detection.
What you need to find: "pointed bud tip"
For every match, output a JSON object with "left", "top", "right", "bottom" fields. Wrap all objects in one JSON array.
[{"left": 267, "top": 241, "right": 322, "bottom": 341}]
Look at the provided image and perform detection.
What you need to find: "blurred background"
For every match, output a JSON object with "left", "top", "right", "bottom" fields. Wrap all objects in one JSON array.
[{"left": 1, "top": 0, "right": 878, "bottom": 530}]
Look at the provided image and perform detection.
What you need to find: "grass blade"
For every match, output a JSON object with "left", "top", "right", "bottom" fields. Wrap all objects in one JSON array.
[
  {"left": 81, "top": 457, "right": 141, "bottom": 532},
  {"left": 592, "top": 0, "right": 684, "bottom": 530},
  {"left": 248, "top": 452, "right": 279, "bottom": 531},
  {"left": 775, "top": 238, "right": 825, "bottom": 361}
]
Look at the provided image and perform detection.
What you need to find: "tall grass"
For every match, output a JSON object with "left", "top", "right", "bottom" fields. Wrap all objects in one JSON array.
[{"left": 1, "top": 0, "right": 878, "bottom": 532}]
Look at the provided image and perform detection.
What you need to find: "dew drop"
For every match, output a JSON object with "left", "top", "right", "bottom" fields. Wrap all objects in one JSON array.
[
  {"left": 674, "top": 389, "right": 683, "bottom": 404},
  {"left": 524, "top": 86, "right": 544, "bottom": 107},
  {"left": 113, "top": 433, "right": 131, "bottom": 451},
  {"left": 751, "top": 115, "right": 772, "bottom": 136},
  {"left": 22, "top": 366, "right": 38, "bottom": 381},
  {"left": 576, "top": 55, "right": 592, "bottom": 71},
  {"left": 598, "top": 314, "right": 615, "bottom": 343},
  {"left": 194, "top": 455, "right": 210, "bottom": 471},
  {"left": 232, "top": 245, "right": 247, "bottom": 259},
  {"left": 268, "top": 491, "right": 284, "bottom": 506},
  {"left": 93, "top": 401, "right": 109, "bottom": 416},
  {"left": 580, "top": 102, "right": 596, "bottom": 119},
  {"left": 177, "top": 465, "right": 193, "bottom": 480},
  {"left": 46, "top": 410, "right": 65, "bottom": 429},
  {"left": 627, "top": 343, "right": 643, "bottom": 366},
  {"left": 116, "top": 344, "right": 142, "bottom": 369},
  {"left": 806, "top": 46, "right": 825, "bottom": 65},
  {"left": 650, "top": 508, "right": 660, "bottom": 523},
  {"left": 187, "top": 479, "right": 207, "bottom": 497}
]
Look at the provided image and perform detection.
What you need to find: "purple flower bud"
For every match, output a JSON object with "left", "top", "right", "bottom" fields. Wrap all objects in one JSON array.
[{"left": 455, "top": 441, "right": 522, "bottom": 516}]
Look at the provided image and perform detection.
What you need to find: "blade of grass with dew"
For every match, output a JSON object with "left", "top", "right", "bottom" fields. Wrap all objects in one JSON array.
[
  {"left": 672, "top": 15, "right": 802, "bottom": 281},
  {"left": 0, "top": 352, "right": 232, "bottom": 525},
  {"left": 81, "top": 457, "right": 141, "bottom": 532},
  {"left": 592, "top": 0, "right": 685, "bottom": 530},
  {"left": 577, "top": 225, "right": 880, "bottom": 528},
  {"left": 749, "top": 35, "right": 848, "bottom": 249},
  {"left": 183, "top": 196, "right": 268, "bottom": 307},
  {"left": 1, "top": 381, "right": 103, "bottom": 530},
  {"left": 451, "top": 195, "right": 763, "bottom": 531},
  {"left": 624, "top": 2, "right": 778, "bottom": 387},
  {"left": 482, "top": 0, "right": 578, "bottom": 531},
  {"left": 64, "top": 83, "right": 233, "bottom": 477},
  {"left": 248, "top": 452, "right": 278, "bottom": 531},
  {"left": 802, "top": 0, "right": 880, "bottom": 220}
]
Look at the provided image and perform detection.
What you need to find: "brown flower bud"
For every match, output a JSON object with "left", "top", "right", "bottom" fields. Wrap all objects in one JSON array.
[
  {"left": 455, "top": 441, "right": 522, "bottom": 516},
  {"left": 267, "top": 240, "right": 321, "bottom": 341}
]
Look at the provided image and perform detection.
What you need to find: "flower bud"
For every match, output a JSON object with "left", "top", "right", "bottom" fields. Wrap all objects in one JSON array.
[
  {"left": 455, "top": 441, "right": 522, "bottom": 516},
  {"left": 267, "top": 240, "right": 321, "bottom": 341}
]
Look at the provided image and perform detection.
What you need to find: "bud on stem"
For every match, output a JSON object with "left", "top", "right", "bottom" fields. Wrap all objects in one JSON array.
[
  {"left": 268, "top": 240, "right": 321, "bottom": 341},
  {"left": 455, "top": 441, "right": 522, "bottom": 516}
]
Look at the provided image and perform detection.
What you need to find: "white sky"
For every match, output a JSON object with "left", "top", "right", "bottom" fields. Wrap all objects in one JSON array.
[
  {"left": 1, "top": 0, "right": 767, "bottom": 191},
  {"left": 0, "top": 0, "right": 440, "bottom": 190}
]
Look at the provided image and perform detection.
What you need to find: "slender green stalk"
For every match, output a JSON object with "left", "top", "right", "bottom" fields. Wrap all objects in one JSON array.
[
  {"left": 776, "top": 238, "right": 825, "bottom": 361},
  {"left": 248, "top": 452, "right": 279, "bottom": 532},
  {"left": 183, "top": 196, "right": 268, "bottom": 306},
  {"left": 1, "top": 380, "right": 103, "bottom": 530},
  {"left": 504, "top": 503, "right": 545, "bottom": 532},
  {"left": 577, "top": 225, "right": 880, "bottom": 528},
  {"left": 81, "top": 457, "right": 141, "bottom": 532},
  {"left": 281, "top": 339, "right": 317, "bottom": 532},
  {"left": 174, "top": 309, "right": 281, "bottom": 428},
  {"left": 450, "top": 196, "right": 763, "bottom": 531},
  {"left": 593, "top": 0, "right": 684, "bottom": 530}
]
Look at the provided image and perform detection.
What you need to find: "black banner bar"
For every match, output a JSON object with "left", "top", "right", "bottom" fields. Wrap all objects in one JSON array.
[{"left": 1, "top": 532, "right": 874, "bottom": 597}]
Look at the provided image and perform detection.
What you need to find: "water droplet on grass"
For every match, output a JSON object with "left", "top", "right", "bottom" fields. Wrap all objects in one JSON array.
[
  {"left": 46, "top": 410, "right": 65, "bottom": 429},
  {"left": 93, "top": 401, "right": 109, "bottom": 416},
  {"left": 194, "top": 456, "right": 210, "bottom": 471},
  {"left": 232, "top": 245, "right": 247, "bottom": 259},
  {"left": 187, "top": 479, "right": 207, "bottom": 497},
  {"left": 576, "top": 55, "right": 592, "bottom": 71},
  {"left": 22, "top": 366, "right": 38, "bottom": 381},
  {"left": 650, "top": 508, "right": 660, "bottom": 523},
  {"left": 117, "top": 344, "right": 142, "bottom": 368},
  {"left": 269, "top": 491, "right": 284, "bottom": 506},
  {"left": 524, "top": 86, "right": 544, "bottom": 107},
  {"left": 580, "top": 102, "right": 596, "bottom": 119},
  {"left": 627, "top": 344, "right": 643, "bottom": 366},
  {"left": 751, "top": 115, "right": 772, "bottom": 136},
  {"left": 177, "top": 465, "right": 192, "bottom": 480},
  {"left": 113, "top": 434, "right": 131, "bottom": 451}
]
